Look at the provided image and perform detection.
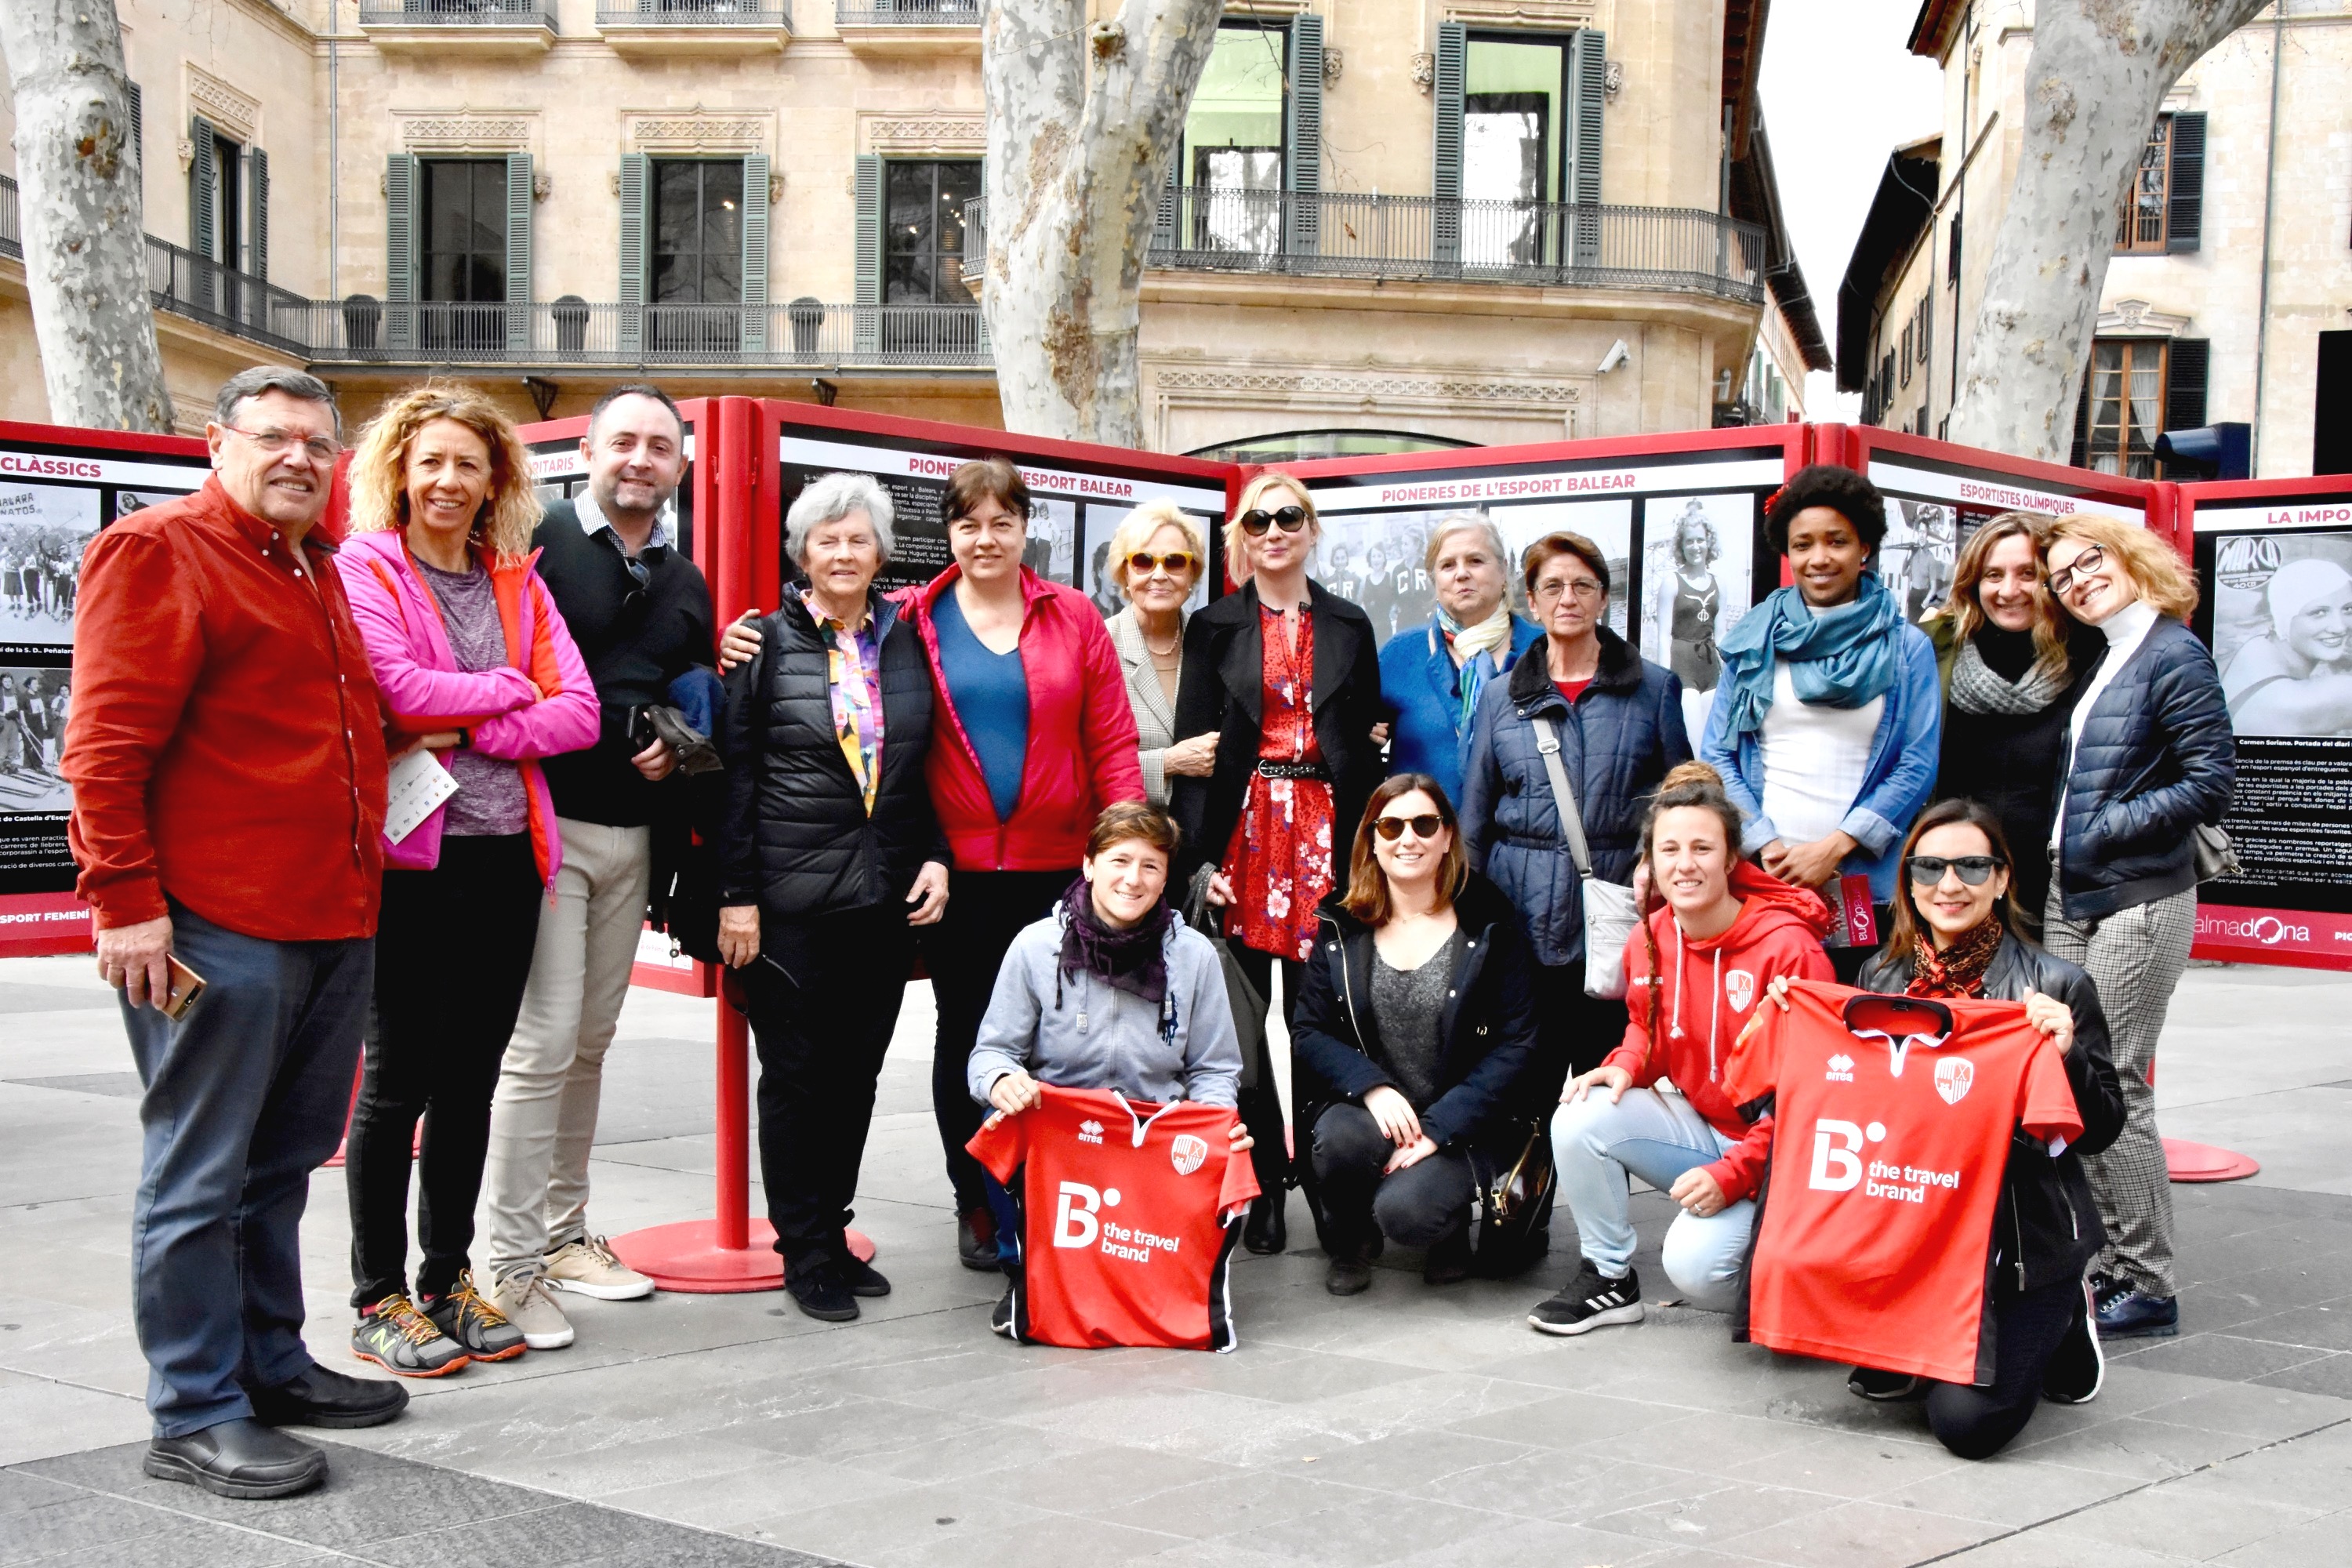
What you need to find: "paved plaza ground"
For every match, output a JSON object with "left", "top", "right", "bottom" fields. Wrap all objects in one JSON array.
[{"left": 3, "top": 953, "right": 2348, "bottom": 1567}]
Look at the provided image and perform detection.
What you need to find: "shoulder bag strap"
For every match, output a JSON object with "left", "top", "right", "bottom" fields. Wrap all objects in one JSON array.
[{"left": 1531, "top": 715, "right": 1592, "bottom": 879}]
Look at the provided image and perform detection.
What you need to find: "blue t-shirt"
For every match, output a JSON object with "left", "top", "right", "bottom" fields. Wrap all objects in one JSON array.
[{"left": 932, "top": 586, "right": 1029, "bottom": 822}]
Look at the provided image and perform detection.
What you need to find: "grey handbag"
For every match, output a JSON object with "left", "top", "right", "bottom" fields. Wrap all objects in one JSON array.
[
  {"left": 2192, "top": 822, "right": 2241, "bottom": 884},
  {"left": 1532, "top": 716, "right": 1637, "bottom": 999}
]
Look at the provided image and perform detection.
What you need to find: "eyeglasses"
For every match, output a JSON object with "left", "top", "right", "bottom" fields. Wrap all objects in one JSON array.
[
  {"left": 222, "top": 424, "right": 341, "bottom": 464},
  {"left": 1127, "top": 550, "right": 1198, "bottom": 578},
  {"left": 1373, "top": 813, "right": 1445, "bottom": 842},
  {"left": 1907, "top": 855, "right": 2005, "bottom": 887},
  {"left": 2045, "top": 545, "right": 2106, "bottom": 597},
  {"left": 1532, "top": 577, "right": 1605, "bottom": 605},
  {"left": 1240, "top": 506, "right": 1308, "bottom": 536}
]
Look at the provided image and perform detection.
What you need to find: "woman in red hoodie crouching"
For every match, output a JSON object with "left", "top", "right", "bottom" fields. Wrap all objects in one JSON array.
[{"left": 1528, "top": 762, "right": 1832, "bottom": 1335}]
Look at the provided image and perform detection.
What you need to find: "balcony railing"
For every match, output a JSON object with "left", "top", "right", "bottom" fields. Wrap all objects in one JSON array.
[
  {"left": 835, "top": 0, "right": 978, "bottom": 23},
  {"left": 596, "top": 0, "right": 792, "bottom": 25},
  {"left": 357, "top": 0, "right": 557, "bottom": 25},
  {"left": 0, "top": 175, "right": 20, "bottom": 263},
  {"left": 968, "top": 189, "right": 1769, "bottom": 302},
  {"left": 309, "top": 299, "right": 985, "bottom": 366}
]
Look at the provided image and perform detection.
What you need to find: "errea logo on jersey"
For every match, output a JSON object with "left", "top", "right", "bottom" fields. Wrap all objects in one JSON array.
[
  {"left": 1076, "top": 1120, "right": 1105, "bottom": 1145},
  {"left": 1825, "top": 1054, "right": 1855, "bottom": 1083}
]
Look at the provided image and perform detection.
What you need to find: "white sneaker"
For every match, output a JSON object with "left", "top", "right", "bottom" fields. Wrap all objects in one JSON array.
[
  {"left": 488, "top": 1269, "right": 575, "bottom": 1350},
  {"left": 543, "top": 1234, "right": 655, "bottom": 1301}
]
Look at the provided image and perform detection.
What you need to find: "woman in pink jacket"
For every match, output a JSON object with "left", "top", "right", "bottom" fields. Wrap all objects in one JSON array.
[{"left": 332, "top": 386, "right": 598, "bottom": 1377}]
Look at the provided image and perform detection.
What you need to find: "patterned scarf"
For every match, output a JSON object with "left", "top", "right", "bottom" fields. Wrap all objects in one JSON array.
[
  {"left": 1439, "top": 604, "right": 1515, "bottom": 731},
  {"left": 1058, "top": 877, "right": 1174, "bottom": 1007},
  {"left": 1948, "top": 632, "right": 2071, "bottom": 716},
  {"left": 803, "top": 589, "right": 883, "bottom": 815},
  {"left": 1907, "top": 916, "right": 2004, "bottom": 998}
]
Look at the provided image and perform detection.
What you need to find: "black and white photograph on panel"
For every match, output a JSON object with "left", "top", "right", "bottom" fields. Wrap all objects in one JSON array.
[
  {"left": 1879, "top": 497, "right": 1960, "bottom": 626},
  {"left": 1309, "top": 499, "right": 1632, "bottom": 645},
  {"left": 0, "top": 481, "right": 101, "bottom": 645},
  {"left": 2214, "top": 530, "right": 2352, "bottom": 741}
]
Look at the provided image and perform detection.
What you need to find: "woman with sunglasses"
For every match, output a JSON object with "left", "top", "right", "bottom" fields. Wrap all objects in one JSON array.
[
  {"left": 1377, "top": 513, "right": 1542, "bottom": 810},
  {"left": 1923, "top": 513, "right": 2104, "bottom": 932},
  {"left": 1774, "top": 800, "right": 2123, "bottom": 1457},
  {"left": 901, "top": 456, "right": 1146, "bottom": 1274},
  {"left": 1288, "top": 776, "right": 1541, "bottom": 1294},
  {"left": 1172, "top": 471, "right": 1385, "bottom": 1254},
  {"left": 1461, "top": 532, "right": 1691, "bottom": 1092},
  {"left": 1101, "top": 499, "right": 1219, "bottom": 808},
  {"left": 2037, "top": 517, "right": 2233, "bottom": 1341}
]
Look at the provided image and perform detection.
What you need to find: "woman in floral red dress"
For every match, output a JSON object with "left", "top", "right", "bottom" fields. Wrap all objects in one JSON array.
[{"left": 1171, "top": 472, "right": 1385, "bottom": 1253}]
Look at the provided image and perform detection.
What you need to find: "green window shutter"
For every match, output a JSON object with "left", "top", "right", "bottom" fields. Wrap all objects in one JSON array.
[
  {"left": 2069, "top": 372, "right": 2091, "bottom": 470},
  {"left": 505, "top": 153, "right": 534, "bottom": 353},
  {"left": 854, "top": 153, "right": 881, "bottom": 355},
  {"left": 385, "top": 153, "right": 418, "bottom": 353},
  {"left": 740, "top": 153, "right": 771, "bottom": 354},
  {"left": 1569, "top": 29, "right": 1606, "bottom": 268},
  {"left": 2165, "top": 338, "right": 2210, "bottom": 435},
  {"left": 2166, "top": 111, "right": 2204, "bottom": 254},
  {"left": 127, "top": 82, "right": 142, "bottom": 168},
  {"left": 1155, "top": 159, "right": 1178, "bottom": 253},
  {"left": 190, "top": 116, "right": 217, "bottom": 260},
  {"left": 249, "top": 148, "right": 269, "bottom": 283},
  {"left": 619, "top": 152, "right": 649, "bottom": 358},
  {"left": 1287, "top": 14, "right": 1323, "bottom": 256},
  {"left": 1432, "top": 20, "right": 1465, "bottom": 265}
]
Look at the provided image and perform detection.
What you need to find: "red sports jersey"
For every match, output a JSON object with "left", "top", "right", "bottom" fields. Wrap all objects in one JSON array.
[
  {"left": 1723, "top": 981, "right": 2083, "bottom": 1385},
  {"left": 967, "top": 1086, "right": 1261, "bottom": 1352}
]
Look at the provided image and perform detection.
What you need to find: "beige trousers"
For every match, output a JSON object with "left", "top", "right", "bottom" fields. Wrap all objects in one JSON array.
[{"left": 481, "top": 818, "right": 652, "bottom": 1280}]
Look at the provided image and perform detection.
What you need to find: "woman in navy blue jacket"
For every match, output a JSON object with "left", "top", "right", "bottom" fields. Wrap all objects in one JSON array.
[
  {"left": 1460, "top": 532, "right": 1690, "bottom": 1086},
  {"left": 2038, "top": 516, "right": 2234, "bottom": 1343}
]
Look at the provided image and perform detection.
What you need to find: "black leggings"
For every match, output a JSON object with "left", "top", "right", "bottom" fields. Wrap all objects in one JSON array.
[
  {"left": 1227, "top": 945, "right": 1305, "bottom": 1198},
  {"left": 1923, "top": 1275, "right": 2083, "bottom": 1460},
  {"left": 347, "top": 833, "right": 543, "bottom": 1308},
  {"left": 924, "top": 869, "right": 1070, "bottom": 1215}
]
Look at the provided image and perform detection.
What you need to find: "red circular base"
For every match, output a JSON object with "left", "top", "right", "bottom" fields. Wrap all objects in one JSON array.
[
  {"left": 2165, "top": 1138, "right": 2260, "bottom": 1183},
  {"left": 607, "top": 1221, "right": 876, "bottom": 1293}
]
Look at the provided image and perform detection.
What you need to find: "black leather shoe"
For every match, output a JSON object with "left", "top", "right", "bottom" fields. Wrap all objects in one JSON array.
[
  {"left": 2042, "top": 1281, "right": 2106, "bottom": 1404},
  {"left": 1243, "top": 1192, "right": 1287, "bottom": 1255},
  {"left": 786, "top": 1260, "right": 858, "bottom": 1323},
  {"left": 1422, "top": 1229, "right": 1473, "bottom": 1286},
  {"left": 956, "top": 1208, "right": 1000, "bottom": 1272},
  {"left": 829, "top": 1248, "right": 892, "bottom": 1299},
  {"left": 144, "top": 1418, "right": 326, "bottom": 1499},
  {"left": 1325, "top": 1247, "right": 1373, "bottom": 1296},
  {"left": 247, "top": 1364, "right": 409, "bottom": 1429}
]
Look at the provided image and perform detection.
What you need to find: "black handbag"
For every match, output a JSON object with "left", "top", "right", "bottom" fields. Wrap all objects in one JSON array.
[
  {"left": 1465, "top": 1117, "right": 1557, "bottom": 1276},
  {"left": 1185, "top": 865, "right": 1265, "bottom": 1090}
]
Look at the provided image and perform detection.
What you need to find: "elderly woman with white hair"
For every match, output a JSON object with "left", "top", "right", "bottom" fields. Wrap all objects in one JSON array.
[
  {"left": 1377, "top": 513, "right": 1541, "bottom": 807},
  {"left": 714, "top": 471, "right": 951, "bottom": 1323},
  {"left": 1102, "top": 499, "right": 1221, "bottom": 807},
  {"left": 2223, "top": 556, "right": 2352, "bottom": 737}
]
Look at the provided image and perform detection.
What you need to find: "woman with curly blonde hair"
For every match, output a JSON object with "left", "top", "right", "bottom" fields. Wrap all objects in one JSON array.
[{"left": 332, "top": 384, "right": 601, "bottom": 1377}]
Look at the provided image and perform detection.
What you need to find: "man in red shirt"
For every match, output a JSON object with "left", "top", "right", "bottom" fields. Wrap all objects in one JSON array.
[{"left": 64, "top": 367, "right": 402, "bottom": 1501}]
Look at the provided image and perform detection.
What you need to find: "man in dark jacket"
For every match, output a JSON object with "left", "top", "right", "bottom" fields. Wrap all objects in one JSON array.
[{"left": 481, "top": 385, "right": 716, "bottom": 1345}]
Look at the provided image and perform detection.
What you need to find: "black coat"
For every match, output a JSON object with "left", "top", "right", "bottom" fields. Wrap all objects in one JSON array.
[
  {"left": 1288, "top": 873, "right": 1544, "bottom": 1155},
  {"left": 2054, "top": 615, "right": 2235, "bottom": 921},
  {"left": 1170, "top": 579, "right": 1385, "bottom": 890},
  {"left": 1857, "top": 932, "right": 2125, "bottom": 1293},
  {"left": 717, "top": 590, "right": 943, "bottom": 924}
]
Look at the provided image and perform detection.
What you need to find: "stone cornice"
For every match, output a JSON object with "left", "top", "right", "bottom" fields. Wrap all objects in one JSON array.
[
  {"left": 625, "top": 107, "right": 775, "bottom": 153},
  {"left": 859, "top": 113, "right": 985, "bottom": 155}
]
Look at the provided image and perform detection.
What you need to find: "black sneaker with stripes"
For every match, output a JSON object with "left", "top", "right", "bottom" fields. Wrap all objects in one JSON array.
[{"left": 1526, "top": 1261, "right": 1645, "bottom": 1336}]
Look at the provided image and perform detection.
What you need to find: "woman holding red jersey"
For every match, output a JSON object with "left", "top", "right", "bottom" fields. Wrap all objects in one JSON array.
[
  {"left": 901, "top": 458, "right": 1146, "bottom": 1269},
  {"left": 1527, "top": 762, "right": 1832, "bottom": 1336}
]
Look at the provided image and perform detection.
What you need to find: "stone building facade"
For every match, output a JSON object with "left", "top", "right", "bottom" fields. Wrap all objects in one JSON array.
[{"left": 1, "top": 0, "right": 1825, "bottom": 449}]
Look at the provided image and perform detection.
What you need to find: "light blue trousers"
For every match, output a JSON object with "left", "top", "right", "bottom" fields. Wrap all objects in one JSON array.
[{"left": 1551, "top": 1086, "right": 1755, "bottom": 1311}]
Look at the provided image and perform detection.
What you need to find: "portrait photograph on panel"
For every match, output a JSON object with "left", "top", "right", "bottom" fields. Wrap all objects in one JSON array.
[{"left": 2213, "top": 530, "right": 2352, "bottom": 739}]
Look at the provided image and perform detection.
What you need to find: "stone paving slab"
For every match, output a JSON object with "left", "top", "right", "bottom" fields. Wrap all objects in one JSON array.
[{"left": 2, "top": 953, "right": 2348, "bottom": 1566}]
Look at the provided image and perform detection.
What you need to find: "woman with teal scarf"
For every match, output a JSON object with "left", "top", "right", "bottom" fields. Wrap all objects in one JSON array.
[{"left": 1699, "top": 466, "right": 1942, "bottom": 981}]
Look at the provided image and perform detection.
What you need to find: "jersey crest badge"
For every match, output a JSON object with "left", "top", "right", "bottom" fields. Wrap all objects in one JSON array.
[
  {"left": 1169, "top": 1134, "right": 1209, "bottom": 1175},
  {"left": 1934, "top": 1058, "right": 1974, "bottom": 1105},
  {"left": 1725, "top": 969, "right": 1756, "bottom": 1013}
]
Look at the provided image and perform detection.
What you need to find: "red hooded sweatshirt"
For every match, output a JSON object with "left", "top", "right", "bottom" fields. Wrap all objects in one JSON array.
[{"left": 1601, "top": 862, "right": 1835, "bottom": 1203}]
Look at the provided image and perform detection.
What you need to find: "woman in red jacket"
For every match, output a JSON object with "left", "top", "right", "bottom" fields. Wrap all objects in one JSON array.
[
  {"left": 1527, "top": 760, "right": 1833, "bottom": 1336},
  {"left": 901, "top": 457, "right": 1145, "bottom": 1269}
]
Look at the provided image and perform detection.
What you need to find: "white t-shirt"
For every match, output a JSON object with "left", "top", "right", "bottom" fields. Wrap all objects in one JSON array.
[
  {"left": 2051, "top": 597, "right": 2159, "bottom": 848},
  {"left": 1759, "top": 661, "right": 1883, "bottom": 848}
]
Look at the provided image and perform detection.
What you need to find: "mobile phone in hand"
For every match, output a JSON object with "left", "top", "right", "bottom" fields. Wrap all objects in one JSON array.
[{"left": 161, "top": 955, "right": 208, "bottom": 1022}]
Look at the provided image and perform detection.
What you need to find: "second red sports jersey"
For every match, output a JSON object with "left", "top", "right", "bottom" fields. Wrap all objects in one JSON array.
[
  {"left": 967, "top": 1086, "right": 1260, "bottom": 1352},
  {"left": 1723, "top": 980, "right": 2083, "bottom": 1385}
]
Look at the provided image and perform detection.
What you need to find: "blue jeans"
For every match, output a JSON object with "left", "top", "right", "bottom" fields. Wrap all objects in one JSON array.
[
  {"left": 1551, "top": 1086, "right": 1755, "bottom": 1310},
  {"left": 121, "top": 903, "right": 373, "bottom": 1436}
]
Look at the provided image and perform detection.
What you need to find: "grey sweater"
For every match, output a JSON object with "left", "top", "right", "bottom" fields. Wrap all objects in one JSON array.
[{"left": 967, "top": 906, "right": 1242, "bottom": 1109}]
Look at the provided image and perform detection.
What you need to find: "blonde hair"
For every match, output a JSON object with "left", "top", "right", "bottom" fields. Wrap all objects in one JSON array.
[
  {"left": 1422, "top": 512, "right": 1509, "bottom": 577},
  {"left": 1105, "top": 499, "right": 1208, "bottom": 597},
  {"left": 1224, "top": 470, "right": 1318, "bottom": 576},
  {"left": 347, "top": 383, "right": 540, "bottom": 564},
  {"left": 2044, "top": 514, "right": 2198, "bottom": 620},
  {"left": 1935, "top": 510, "right": 2071, "bottom": 670}
]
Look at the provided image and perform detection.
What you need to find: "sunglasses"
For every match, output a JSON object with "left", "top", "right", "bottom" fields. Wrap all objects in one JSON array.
[
  {"left": 1907, "top": 855, "right": 2005, "bottom": 887},
  {"left": 2045, "top": 544, "right": 2105, "bottom": 598},
  {"left": 1240, "top": 506, "right": 1309, "bottom": 536},
  {"left": 1127, "top": 550, "right": 1198, "bottom": 577},
  {"left": 1374, "top": 813, "right": 1445, "bottom": 842}
]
